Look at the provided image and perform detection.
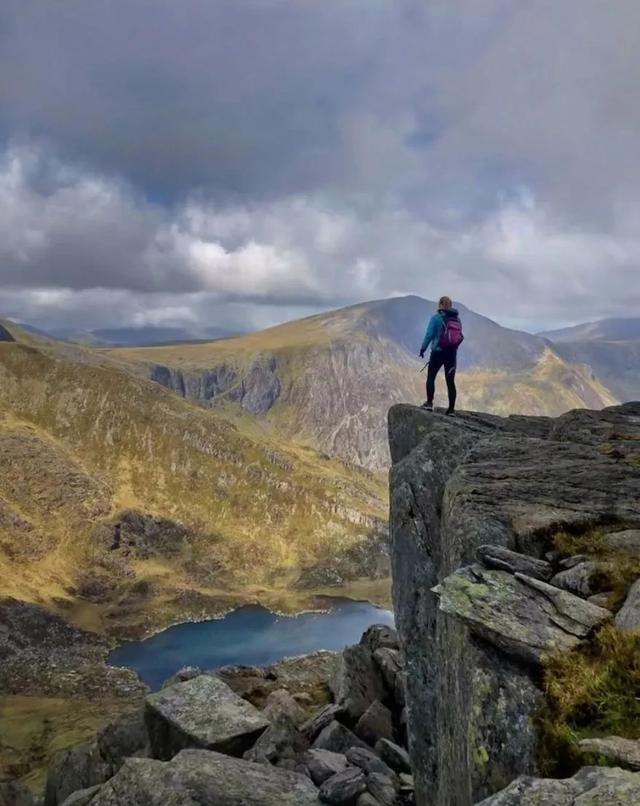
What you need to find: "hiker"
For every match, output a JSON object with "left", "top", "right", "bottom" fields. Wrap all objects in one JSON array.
[{"left": 419, "top": 296, "right": 464, "bottom": 415}]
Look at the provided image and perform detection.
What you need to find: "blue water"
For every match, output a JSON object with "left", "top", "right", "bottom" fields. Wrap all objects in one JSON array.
[{"left": 109, "top": 598, "right": 394, "bottom": 691}]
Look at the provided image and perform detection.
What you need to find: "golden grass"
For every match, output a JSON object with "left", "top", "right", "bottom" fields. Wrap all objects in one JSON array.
[{"left": 0, "top": 695, "right": 138, "bottom": 792}]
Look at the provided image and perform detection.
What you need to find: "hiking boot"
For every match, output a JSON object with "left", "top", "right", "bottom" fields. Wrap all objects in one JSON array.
[{"left": 422, "top": 402, "right": 434, "bottom": 411}]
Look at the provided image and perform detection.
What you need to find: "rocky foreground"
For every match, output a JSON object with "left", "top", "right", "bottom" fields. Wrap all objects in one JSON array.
[
  {"left": 2, "top": 624, "right": 415, "bottom": 805},
  {"left": 390, "top": 401, "right": 640, "bottom": 805},
  {"left": 2, "top": 401, "right": 640, "bottom": 805}
]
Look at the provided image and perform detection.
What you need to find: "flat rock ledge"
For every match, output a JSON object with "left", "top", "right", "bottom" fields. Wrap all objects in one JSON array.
[
  {"left": 476, "top": 765, "right": 640, "bottom": 805},
  {"left": 145, "top": 674, "right": 270, "bottom": 759},
  {"left": 88, "top": 749, "right": 320, "bottom": 805},
  {"left": 579, "top": 736, "right": 640, "bottom": 771},
  {"left": 433, "top": 564, "right": 612, "bottom": 665}
]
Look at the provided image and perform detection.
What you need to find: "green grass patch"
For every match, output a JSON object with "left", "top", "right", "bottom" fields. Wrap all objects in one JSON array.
[
  {"left": 536, "top": 625, "right": 640, "bottom": 776},
  {"left": 552, "top": 526, "right": 640, "bottom": 611}
]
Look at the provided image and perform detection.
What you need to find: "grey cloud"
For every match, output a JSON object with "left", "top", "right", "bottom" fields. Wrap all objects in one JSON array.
[{"left": 1, "top": 1, "right": 639, "bottom": 332}]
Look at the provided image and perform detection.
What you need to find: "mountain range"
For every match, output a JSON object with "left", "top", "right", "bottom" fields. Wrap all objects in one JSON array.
[
  {"left": 539, "top": 317, "right": 640, "bottom": 403},
  {"left": 0, "top": 294, "right": 635, "bottom": 639},
  {"left": 104, "top": 296, "right": 620, "bottom": 469}
]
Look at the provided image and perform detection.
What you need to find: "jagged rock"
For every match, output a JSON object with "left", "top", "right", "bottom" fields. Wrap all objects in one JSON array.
[
  {"left": 399, "top": 773, "right": 414, "bottom": 791},
  {"left": 89, "top": 749, "right": 320, "bottom": 804},
  {"left": 476, "top": 545, "right": 553, "bottom": 581},
  {"left": 476, "top": 765, "right": 640, "bottom": 804},
  {"left": 360, "top": 625, "right": 399, "bottom": 653},
  {"left": 373, "top": 648, "right": 404, "bottom": 706},
  {"left": 302, "top": 748, "right": 349, "bottom": 785},
  {"left": 319, "top": 767, "right": 366, "bottom": 804},
  {"left": 388, "top": 403, "right": 640, "bottom": 805},
  {"left": 374, "top": 739, "right": 411, "bottom": 774},
  {"left": 366, "top": 772, "right": 399, "bottom": 806},
  {"left": 60, "top": 786, "right": 102, "bottom": 806},
  {"left": 603, "top": 529, "right": 640, "bottom": 554},
  {"left": 346, "top": 746, "right": 396, "bottom": 779},
  {"left": 0, "top": 781, "right": 35, "bottom": 805},
  {"left": 434, "top": 565, "right": 612, "bottom": 664},
  {"left": 356, "top": 794, "right": 380, "bottom": 806},
  {"left": 550, "top": 561, "right": 598, "bottom": 597},
  {"left": 589, "top": 591, "right": 612, "bottom": 608},
  {"left": 329, "top": 645, "right": 385, "bottom": 721},
  {"left": 262, "top": 688, "right": 306, "bottom": 726},
  {"left": 45, "top": 742, "right": 111, "bottom": 806},
  {"left": 145, "top": 674, "right": 270, "bottom": 760},
  {"left": 579, "top": 736, "right": 640, "bottom": 770},
  {"left": 302, "top": 704, "right": 345, "bottom": 741},
  {"left": 243, "top": 717, "right": 308, "bottom": 766},
  {"left": 354, "top": 700, "right": 394, "bottom": 746},
  {"left": 160, "top": 666, "right": 204, "bottom": 689},
  {"left": 313, "top": 720, "right": 369, "bottom": 754},
  {"left": 615, "top": 578, "right": 640, "bottom": 631},
  {"left": 97, "top": 712, "right": 149, "bottom": 766},
  {"left": 558, "top": 554, "right": 591, "bottom": 570}
]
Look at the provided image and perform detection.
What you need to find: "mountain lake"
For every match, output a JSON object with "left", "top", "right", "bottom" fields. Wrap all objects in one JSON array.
[{"left": 108, "top": 598, "right": 394, "bottom": 690}]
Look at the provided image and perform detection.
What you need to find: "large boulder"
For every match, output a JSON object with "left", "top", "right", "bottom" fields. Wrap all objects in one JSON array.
[
  {"left": 476, "top": 545, "right": 553, "bottom": 581},
  {"left": 88, "top": 749, "right": 320, "bottom": 805},
  {"left": 145, "top": 674, "right": 270, "bottom": 760},
  {"left": 354, "top": 700, "right": 394, "bottom": 747},
  {"left": 313, "top": 721, "right": 368, "bottom": 754},
  {"left": 302, "top": 704, "right": 345, "bottom": 742},
  {"left": 302, "top": 749, "right": 349, "bottom": 785},
  {"left": 329, "top": 645, "right": 385, "bottom": 721},
  {"left": 318, "top": 767, "right": 366, "bottom": 804},
  {"left": 476, "top": 765, "right": 640, "bottom": 805},
  {"left": 615, "top": 578, "right": 640, "bottom": 631},
  {"left": 346, "top": 746, "right": 397, "bottom": 779},
  {"left": 579, "top": 736, "right": 640, "bottom": 770},
  {"left": 243, "top": 717, "right": 308, "bottom": 767},
  {"left": 374, "top": 739, "right": 411, "bottom": 775},
  {"left": 434, "top": 566, "right": 612, "bottom": 665},
  {"left": 550, "top": 561, "right": 598, "bottom": 597},
  {"left": 46, "top": 711, "right": 149, "bottom": 805},
  {"left": 603, "top": 529, "right": 640, "bottom": 554},
  {"left": 372, "top": 647, "right": 404, "bottom": 707},
  {"left": 45, "top": 742, "right": 111, "bottom": 806}
]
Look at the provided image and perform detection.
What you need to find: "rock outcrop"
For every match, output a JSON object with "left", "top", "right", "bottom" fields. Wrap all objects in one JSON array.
[
  {"left": 476, "top": 765, "right": 640, "bottom": 805},
  {"left": 145, "top": 675, "right": 270, "bottom": 759},
  {"left": 37, "top": 625, "right": 412, "bottom": 804},
  {"left": 388, "top": 402, "right": 640, "bottom": 806}
]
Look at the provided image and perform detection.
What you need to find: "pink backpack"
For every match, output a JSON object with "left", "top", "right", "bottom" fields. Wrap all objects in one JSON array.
[{"left": 438, "top": 317, "right": 464, "bottom": 349}]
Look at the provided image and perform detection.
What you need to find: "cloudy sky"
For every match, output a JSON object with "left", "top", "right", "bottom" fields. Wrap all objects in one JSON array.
[{"left": 1, "top": 0, "right": 639, "bottom": 334}]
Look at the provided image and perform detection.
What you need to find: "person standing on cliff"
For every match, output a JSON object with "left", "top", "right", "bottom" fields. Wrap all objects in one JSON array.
[{"left": 419, "top": 296, "right": 464, "bottom": 415}]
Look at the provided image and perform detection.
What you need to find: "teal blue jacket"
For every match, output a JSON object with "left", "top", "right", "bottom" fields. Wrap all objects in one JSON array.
[{"left": 420, "top": 312, "right": 445, "bottom": 354}]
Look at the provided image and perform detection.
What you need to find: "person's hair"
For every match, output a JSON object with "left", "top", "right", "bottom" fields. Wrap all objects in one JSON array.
[{"left": 438, "top": 296, "right": 453, "bottom": 310}]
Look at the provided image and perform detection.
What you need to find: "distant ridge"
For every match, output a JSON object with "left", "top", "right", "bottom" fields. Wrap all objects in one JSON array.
[
  {"left": 540, "top": 317, "right": 640, "bottom": 342},
  {"left": 105, "top": 295, "right": 619, "bottom": 469}
]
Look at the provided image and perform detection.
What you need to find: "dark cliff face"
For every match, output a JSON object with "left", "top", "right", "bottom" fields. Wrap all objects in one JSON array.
[
  {"left": 149, "top": 355, "right": 281, "bottom": 415},
  {"left": 0, "top": 324, "right": 16, "bottom": 342},
  {"left": 387, "top": 402, "right": 640, "bottom": 806}
]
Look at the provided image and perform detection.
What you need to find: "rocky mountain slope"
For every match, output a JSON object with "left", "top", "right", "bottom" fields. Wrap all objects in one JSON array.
[
  {"left": 104, "top": 296, "right": 618, "bottom": 470},
  {"left": 389, "top": 401, "right": 640, "bottom": 805},
  {"left": 540, "top": 317, "right": 640, "bottom": 403},
  {"left": 0, "top": 322, "right": 388, "bottom": 640}
]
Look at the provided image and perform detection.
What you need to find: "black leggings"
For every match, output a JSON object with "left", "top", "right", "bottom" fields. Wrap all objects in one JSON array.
[{"left": 426, "top": 349, "right": 457, "bottom": 410}]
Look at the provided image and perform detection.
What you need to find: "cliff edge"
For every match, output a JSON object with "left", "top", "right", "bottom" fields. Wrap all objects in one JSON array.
[{"left": 388, "top": 402, "right": 640, "bottom": 806}]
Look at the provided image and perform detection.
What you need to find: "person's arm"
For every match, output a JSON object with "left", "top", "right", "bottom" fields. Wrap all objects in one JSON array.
[{"left": 420, "top": 314, "right": 438, "bottom": 357}]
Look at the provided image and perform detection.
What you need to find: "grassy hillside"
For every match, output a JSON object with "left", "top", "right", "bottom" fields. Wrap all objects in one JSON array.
[
  {"left": 105, "top": 297, "right": 619, "bottom": 469},
  {"left": 0, "top": 333, "right": 387, "bottom": 639}
]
